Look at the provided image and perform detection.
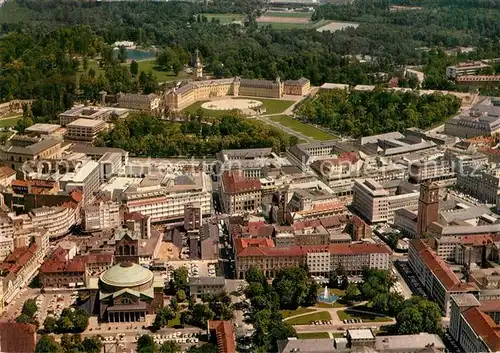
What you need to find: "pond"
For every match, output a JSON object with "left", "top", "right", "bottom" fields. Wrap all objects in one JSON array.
[{"left": 113, "top": 48, "right": 155, "bottom": 61}]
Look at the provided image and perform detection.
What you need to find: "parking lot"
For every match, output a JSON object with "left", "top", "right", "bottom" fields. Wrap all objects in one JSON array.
[
  {"left": 37, "top": 291, "right": 77, "bottom": 328},
  {"left": 153, "top": 260, "right": 219, "bottom": 282},
  {"left": 394, "top": 260, "right": 428, "bottom": 299}
]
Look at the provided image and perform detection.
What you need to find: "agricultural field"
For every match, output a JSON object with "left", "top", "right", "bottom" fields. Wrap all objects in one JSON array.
[
  {"left": 256, "top": 11, "right": 340, "bottom": 30},
  {"left": 316, "top": 21, "right": 359, "bottom": 32},
  {"left": 265, "top": 11, "right": 312, "bottom": 18},
  {"left": 201, "top": 13, "right": 246, "bottom": 24}
]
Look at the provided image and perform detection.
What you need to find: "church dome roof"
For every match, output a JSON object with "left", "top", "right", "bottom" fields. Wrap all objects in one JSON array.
[{"left": 100, "top": 262, "right": 154, "bottom": 288}]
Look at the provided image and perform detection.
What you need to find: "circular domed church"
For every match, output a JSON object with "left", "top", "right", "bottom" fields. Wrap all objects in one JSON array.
[{"left": 90, "top": 262, "right": 164, "bottom": 322}]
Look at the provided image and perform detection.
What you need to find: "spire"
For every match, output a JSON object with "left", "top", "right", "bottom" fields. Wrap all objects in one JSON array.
[
  {"left": 194, "top": 48, "right": 203, "bottom": 79},
  {"left": 195, "top": 48, "right": 201, "bottom": 67}
]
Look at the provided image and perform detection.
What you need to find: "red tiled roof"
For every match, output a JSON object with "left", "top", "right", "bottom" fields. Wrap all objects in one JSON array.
[
  {"left": 236, "top": 240, "right": 391, "bottom": 258},
  {"left": 293, "top": 219, "right": 321, "bottom": 231},
  {"left": 411, "top": 239, "right": 478, "bottom": 291},
  {"left": 463, "top": 307, "right": 500, "bottom": 352},
  {"left": 0, "top": 244, "right": 38, "bottom": 274},
  {"left": 479, "top": 300, "right": 500, "bottom": 313},
  {"left": 0, "top": 165, "right": 16, "bottom": 178},
  {"left": 0, "top": 322, "right": 36, "bottom": 353},
  {"left": 70, "top": 189, "right": 83, "bottom": 202},
  {"left": 457, "top": 75, "right": 500, "bottom": 82},
  {"left": 234, "top": 237, "right": 275, "bottom": 255},
  {"left": 310, "top": 152, "right": 359, "bottom": 172},
  {"left": 320, "top": 215, "right": 348, "bottom": 228},
  {"left": 459, "top": 235, "right": 499, "bottom": 246},
  {"left": 349, "top": 215, "right": 368, "bottom": 227},
  {"left": 40, "top": 255, "right": 87, "bottom": 274},
  {"left": 124, "top": 212, "right": 148, "bottom": 222},
  {"left": 50, "top": 246, "right": 69, "bottom": 262},
  {"left": 208, "top": 320, "right": 236, "bottom": 353},
  {"left": 60, "top": 201, "right": 78, "bottom": 209},
  {"left": 86, "top": 252, "right": 113, "bottom": 264},
  {"left": 480, "top": 147, "right": 500, "bottom": 156},
  {"left": 222, "top": 171, "right": 261, "bottom": 194},
  {"left": 11, "top": 179, "right": 29, "bottom": 187}
]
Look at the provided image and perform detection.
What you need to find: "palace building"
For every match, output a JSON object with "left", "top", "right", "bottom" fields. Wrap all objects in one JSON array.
[{"left": 164, "top": 53, "right": 310, "bottom": 110}]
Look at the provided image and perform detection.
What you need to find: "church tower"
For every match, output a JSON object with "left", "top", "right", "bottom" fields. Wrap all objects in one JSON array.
[
  {"left": 416, "top": 181, "right": 440, "bottom": 238},
  {"left": 194, "top": 49, "right": 203, "bottom": 79}
]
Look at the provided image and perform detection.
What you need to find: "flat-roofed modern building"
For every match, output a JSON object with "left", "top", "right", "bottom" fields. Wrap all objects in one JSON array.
[
  {"left": 83, "top": 198, "right": 121, "bottom": 232},
  {"left": 25, "top": 123, "right": 61, "bottom": 136},
  {"left": 446, "top": 61, "right": 490, "bottom": 79},
  {"left": 352, "top": 179, "right": 419, "bottom": 224},
  {"left": 66, "top": 118, "right": 106, "bottom": 142},
  {"left": 189, "top": 276, "right": 226, "bottom": 297},
  {"left": 60, "top": 160, "right": 100, "bottom": 205},
  {"left": 122, "top": 173, "right": 212, "bottom": 223},
  {"left": 59, "top": 105, "right": 126, "bottom": 126},
  {"left": 98, "top": 152, "right": 123, "bottom": 182}
]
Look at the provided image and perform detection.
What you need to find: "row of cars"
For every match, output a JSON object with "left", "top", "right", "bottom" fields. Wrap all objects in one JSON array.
[
  {"left": 135, "top": 332, "right": 200, "bottom": 344},
  {"left": 343, "top": 319, "right": 363, "bottom": 324},
  {"left": 309, "top": 320, "right": 334, "bottom": 325}
]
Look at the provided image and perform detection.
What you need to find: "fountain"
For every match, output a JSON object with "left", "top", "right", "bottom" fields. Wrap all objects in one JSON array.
[{"left": 317, "top": 285, "right": 339, "bottom": 304}]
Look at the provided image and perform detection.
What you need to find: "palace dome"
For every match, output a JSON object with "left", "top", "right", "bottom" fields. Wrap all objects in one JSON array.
[{"left": 100, "top": 262, "right": 154, "bottom": 291}]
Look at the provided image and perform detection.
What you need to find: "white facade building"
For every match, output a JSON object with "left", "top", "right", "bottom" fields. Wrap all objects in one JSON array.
[
  {"left": 352, "top": 179, "right": 419, "bottom": 224},
  {"left": 83, "top": 200, "right": 121, "bottom": 232}
]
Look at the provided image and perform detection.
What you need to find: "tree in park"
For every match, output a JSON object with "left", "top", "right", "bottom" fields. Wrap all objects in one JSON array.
[
  {"left": 396, "top": 297, "right": 442, "bottom": 334},
  {"left": 170, "top": 297, "right": 178, "bottom": 311},
  {"left": 176, "top": 289, "right": 187, "bottom": 302},
  {"left": 159, "top": 340, "right": 182, "bottom": 353},
  {"left": 16, "top": 313, "right": 36, "bottom": 325},
  {"left": 137, "top": 334, "right": 158, "bottom": 353},
  {"left": 16, "top": 117, "right": 34, "bottom": 133},
  {"left": 43, "top": 316, "right": 57, "bottom": 333},
  {"left": 16, "top": 298, "right": 38, "bottom": 325},
  {"left": 153, "top": 307, "right": 176, "bottom": 328},
  {"left": 35, "top": 335, "right": 63, "bottom": 353},
  {"left": 130, "top": 60, "right": 139, "bottom": 76},
  {"left": 117, "top": 45, "right": 128, "bottom": 63},
  {"left": 245, "top": 267, "right": 266, "bottom": 285},
  {"left": 82, "top": 336, "right": 103, "bottom": 353},
  {"left": 343, "top": 283, "right": 358, "bottom": 305},
  {"left": 272, "top": 267, "right": 313, "bottom": 310},
  {"left": 187, "top": 343, "right": 219, "bottom": 353},
  {"left": 83, "top": 56, "right": 89, "bottom": 71},
  {"left": 359, "top": 268, "right": 395, "bottom": 300},
  {"left": 61, "top": 334, "right": 83, "bottom": 353},
  {"left": 171, "top": 266, "right": 189, "bottom": 291}
]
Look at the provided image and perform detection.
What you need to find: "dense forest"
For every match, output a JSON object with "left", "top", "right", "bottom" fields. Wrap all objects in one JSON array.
[
  {"left": 97, "top": 113, "right": 292, "bottom": 157},
  {"left": 294, "top": 89, "right": 461, "bottom": 137},
  {"left": 3, "top": 0, "right": 498, "bottom": 94},
  {"left": 0, "top": 0, "right": 498, "bottom": 138}
]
